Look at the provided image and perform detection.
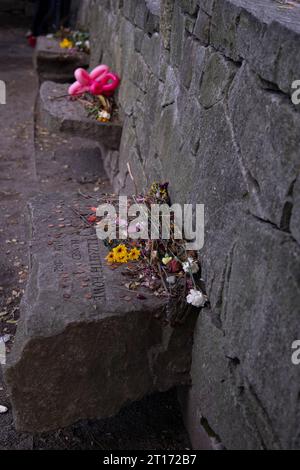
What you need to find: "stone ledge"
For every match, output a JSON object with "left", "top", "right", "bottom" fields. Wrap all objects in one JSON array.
[
  {"left": 34, "top": 36, "right": 90, "bottom": 83},
  {"left": 38, "top": 81, "right": 123, "bottom": 151},
  {"left": 4, "top": 193, "right": 197, "bottom": 432},
  {"left": 209, "top": 0, "right": 300, "bottom": 94}
]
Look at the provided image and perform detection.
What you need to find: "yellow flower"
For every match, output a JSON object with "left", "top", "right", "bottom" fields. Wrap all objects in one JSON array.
[
  {"left": 105, "top": 251, "right": 115, "bottom": 264},
  {"left": 117, "top": 253, "right": 129, "bottom": 263},
  {"left": 162, "top": 255, "right": 172, "bottom": 265},
  {"left": 128, "top": 247, "right": 140, "bottom": 261},
  {"left": 113, "top": 244, "right": 127, "bottom": 258},
  {"left": 112, "top": 244, "right": 130, "bottom": 263},
  {"left": 60, "top": 38, "right": 74, "bottom": 49}
]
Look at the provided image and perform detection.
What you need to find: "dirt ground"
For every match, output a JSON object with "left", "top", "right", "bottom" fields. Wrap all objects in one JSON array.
[{"left": 0, "top": 27, "right": 191, "bottom": 450}]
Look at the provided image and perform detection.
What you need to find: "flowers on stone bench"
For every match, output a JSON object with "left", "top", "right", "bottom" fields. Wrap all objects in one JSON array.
[
  {"left": 68, "top": 65, "right": 120, "bottom": 123},
  {"left": 81, "top": 182, "right": 208, "bottom": 315},
  {"left": 59, "top": 38, "right": 74, "bottom": 49},
  {"left": 106, "top": 245, "right": 141, "bottom": 264},
  {"left": 55, "top": 29, "right": 90, "bottom": 53}
]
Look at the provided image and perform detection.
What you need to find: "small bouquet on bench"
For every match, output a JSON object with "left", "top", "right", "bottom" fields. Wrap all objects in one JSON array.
[
  {"left": 68, "top": 65, "right": 120, "bottom": 123},
  {"left": 83, "top": 180, "right": 208, "bottom": 323},
  {"left": 55, "top": 28, "right": 90, "bottom": 53}
]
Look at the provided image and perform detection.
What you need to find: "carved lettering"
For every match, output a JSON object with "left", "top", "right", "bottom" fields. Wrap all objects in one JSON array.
[{"left": 87, "top": 238, "right": 106, "bottom": 301}]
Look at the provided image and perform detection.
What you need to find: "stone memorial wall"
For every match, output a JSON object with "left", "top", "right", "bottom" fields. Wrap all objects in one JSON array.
[{"left": 78, "top": 0, "right": 300, "bottom": 449}]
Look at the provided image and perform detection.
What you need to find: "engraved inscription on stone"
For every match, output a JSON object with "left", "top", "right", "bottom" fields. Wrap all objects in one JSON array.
[
  {"left": 87, "top": 237, "right": 105, "bottom": 301},
  {"left": 53, "top": 240, "right": 64, "bottom": 273},
  {"left": 51, "top": 232, "right": 105, "bottom": 302}
]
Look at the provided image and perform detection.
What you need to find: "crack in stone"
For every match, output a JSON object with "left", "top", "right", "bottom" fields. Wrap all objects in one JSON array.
[{"left": 251, "top": 212, "right": 299, "bottom": 246}]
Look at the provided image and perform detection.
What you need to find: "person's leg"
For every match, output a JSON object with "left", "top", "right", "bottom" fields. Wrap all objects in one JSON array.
[
  {"left": 31, "top": 0, "right": 50, "bottom": 36},
  {"left": 40, "top": 0, "right": 58, "bottom": 34},
  {"left": 52, "top": 0, "right": 62, "bottom": 31},
  {"left": 28, "top": 0, "right": 48, "bottom": 46},
  {"left": 60, "top": 0, "right": 72, "bottom": 28}
]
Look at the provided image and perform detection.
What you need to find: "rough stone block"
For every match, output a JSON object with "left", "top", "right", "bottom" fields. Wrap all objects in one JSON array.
[
  {"left": 146, "top": 0, "right": 161, "bottom": 16},
  {"left": 228, "top": 63, "right": 300, "bottom": 227},
  {"left": 199, "top": 49, "right": 238, "bottom": 108},
  {"left": 38, "top": 81, "right": 122, "bottom": 151},
  {"left": 210, "top": 0, "right": 300, "bottom": 94},
  {"left": 188, "top": 101, "right": 246, "bottom": 222},
  {"left": 170, "top": 2, "right": 186, "bottom": 67},
  {"left": 160, "top": 0, "right": 175, "bottom": 50},
  {"left": 4, "top": 194, "right": 197, "bottom": 432},
  {"left": 122, "top": 0, "right": 136, "bottom": 21},
  {"left": 34, "top": 36, "right": 90, "bottom": 83},
  {"left": 134, "top": 0, "right": 148, "bottom": 29},
  {"left": 134, "top": 27, "right": 144, "bottom": 52},
  {"left": 194, "top": 7, "right": 211, "bottom": 45},
  {"left": 180, "top": 37, "right": 196, "bottom": 89},
  {"left": 141, "top": 32, "right": 161, "bottom": 77},
  {"left": 181, "top": 306, "right": 261, "bottom": 450},
  {"left": 221, "top": 217, "right": 300, "bottom": 449},
  {"left": 180, "top": 0, "right": 198, "bottom": 16},
  {"left": 186, "top": 211, "right": 300, "bottom": 450}
]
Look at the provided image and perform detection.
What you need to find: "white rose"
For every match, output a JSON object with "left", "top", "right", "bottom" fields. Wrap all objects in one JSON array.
[
  {"left": 186, "top": 289, "right": 206, "bottom": 308},
  {"left": 183, "top": 257, "right": 199, "bottom": 274}
]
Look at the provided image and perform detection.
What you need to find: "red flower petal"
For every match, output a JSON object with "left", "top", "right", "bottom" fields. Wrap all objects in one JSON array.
[{"left": 168, "top": 259, "right": 181, "bottom": 273}]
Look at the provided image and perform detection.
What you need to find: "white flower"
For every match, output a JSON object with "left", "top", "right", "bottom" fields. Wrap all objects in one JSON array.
[
  {"left": 0, "top": 405, "right": 8, "bottom": 414},
  {"left": 98, "top": 110, "right": 111, "bottom": 121},
  {"left": 182, "top": 257, "right": 199, "bottom": 274},
  {"left": 166, "top": 276, "right": 176, "bottom": 285},
  {"left": 186, "top": 289, "right": 206, "bottom": 308}
]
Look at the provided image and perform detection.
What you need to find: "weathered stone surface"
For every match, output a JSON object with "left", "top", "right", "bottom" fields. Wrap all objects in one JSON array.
[
  {"left": 210, "top": 0, "right": 300, "bottom": 94},
  {"left": 182, "top": 214, "right": 300, "bottom": 450},
  {"left": 290, "top": 177, "right": 300, "bottom": 245},
  {"left": 4, "top": 193, "right": 197, "bottom": 432},
  {"left": 34, "top": 36, "right": 90, "bottom": 83},
  {"left": 38, "top": 81, "right": 122, "bottom": 150},
  {"left": 199, "top": 50, "right": 237, "bottom": 108},
  {"left": 180, "top": 306, "right": 261, "bottom": 450},
  {"left": 170, "top": 2, "right": 185, "bottom": 67},
  {"left": 228, "top": 63, "right": 300, "bottom": 227},
  {"left": 180, "top": 0, "right": 198, "bottom": 16},
  {"left": 193, "top": 7, "right": 210, "bottom": 46},
  {"left": 160, "top": 0, "right": 174, "bottom": 50},
  {"left": 47, "top": 0, "right": 300, "bottom": 449},
  {"left": 221, "top": 217, "right": 300, "bottom": 449},
  {"left": 141, "top": 32, "right": 161, "bottom": 77}
]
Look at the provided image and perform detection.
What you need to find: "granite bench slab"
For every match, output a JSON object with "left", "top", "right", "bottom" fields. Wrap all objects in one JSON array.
[
  {"left": 34, "top": 36, "right": 89, "bottom": 83},
  {"left": 38, "top": 81, "right": 122, "bottom": 151},
  {"left": 4, "top": 193, "right": 197, "bottom": 432}
]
